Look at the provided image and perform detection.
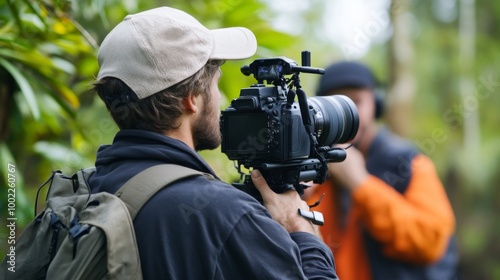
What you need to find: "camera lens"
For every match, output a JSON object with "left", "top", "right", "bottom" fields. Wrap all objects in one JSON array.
[{"left": 307, "top": 95, "right": 359, "bottom": 146}]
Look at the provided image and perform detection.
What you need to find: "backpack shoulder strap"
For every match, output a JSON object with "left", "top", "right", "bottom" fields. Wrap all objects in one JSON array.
[{"left": 115, "top": 164, "right": 214, "bottom": 219}]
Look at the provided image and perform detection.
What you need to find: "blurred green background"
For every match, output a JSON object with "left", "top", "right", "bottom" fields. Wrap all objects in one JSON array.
[{"left": 0, "top": 0, "right": 499, "bottom": 278}]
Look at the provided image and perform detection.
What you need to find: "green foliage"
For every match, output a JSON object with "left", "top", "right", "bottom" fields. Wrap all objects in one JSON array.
[
  {"left": 0, "top": 0, "right": 97, "bottom": 257},
  {"left": 401, "top": 1, "right": 500, "bottom": 277}
]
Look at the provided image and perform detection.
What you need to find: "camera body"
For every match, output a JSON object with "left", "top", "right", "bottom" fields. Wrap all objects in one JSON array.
[
  {"left": 220, "top": 84, "right": 311, "bottom": 163},
  {"left": 220, "top": 53, "right": 359, "bottom": 191}
]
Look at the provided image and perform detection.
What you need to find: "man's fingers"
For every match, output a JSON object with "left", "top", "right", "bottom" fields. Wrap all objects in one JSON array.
[{"left": 251, "top": 170, "right": 272, "bottom": 199}]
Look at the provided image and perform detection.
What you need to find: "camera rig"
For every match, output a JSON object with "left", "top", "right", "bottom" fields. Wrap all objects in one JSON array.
[{"left": 220, "top": 51, "right": 359, "bottom": 225}]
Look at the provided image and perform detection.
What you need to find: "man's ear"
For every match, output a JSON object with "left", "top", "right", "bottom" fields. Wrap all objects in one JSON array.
[{"left": 184, "top": 92, "right": 199, "bottom": 113}]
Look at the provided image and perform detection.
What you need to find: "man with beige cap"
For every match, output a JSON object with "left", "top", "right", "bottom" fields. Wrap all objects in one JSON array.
[{"left": 89, "top": 6, "right": 338, "bottom": 279}]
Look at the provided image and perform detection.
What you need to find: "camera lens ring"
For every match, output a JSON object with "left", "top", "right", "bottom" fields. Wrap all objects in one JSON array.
[
  {"left": 308, "top": 97, "right": 341, "bottom": 146},
  {"left": 308, "top": 95, "right": 359, "bottom": 147},
  {"left": 332, "top": 95, "right": 360, "bottom": 143}
]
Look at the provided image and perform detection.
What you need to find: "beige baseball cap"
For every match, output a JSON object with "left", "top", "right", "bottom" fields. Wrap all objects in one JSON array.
[{"left": 97, "top": 7, "right": 257, "bottom": 100}]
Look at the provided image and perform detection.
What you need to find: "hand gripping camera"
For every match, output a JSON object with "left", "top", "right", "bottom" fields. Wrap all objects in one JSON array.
[{"left": 220, "top": 52, "right": 359, "bottom": 223}]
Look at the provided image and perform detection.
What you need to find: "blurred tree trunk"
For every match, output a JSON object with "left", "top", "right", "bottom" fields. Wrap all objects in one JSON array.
[
  {"left": 459, "top": 0, "right": 480, "bottom": 159},
  {"left": 386, "top": 0, "right": 416, "bottom": 137}
]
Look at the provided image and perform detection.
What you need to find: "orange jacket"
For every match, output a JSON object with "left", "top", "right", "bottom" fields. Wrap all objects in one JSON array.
[{"left": 306, "top": 154, "right": 456, "bottom": 280}]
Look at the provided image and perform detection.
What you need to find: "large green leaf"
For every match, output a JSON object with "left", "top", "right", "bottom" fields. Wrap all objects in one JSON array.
[{"left": 0, "top": 57, "right": 40, "bottom": 120}]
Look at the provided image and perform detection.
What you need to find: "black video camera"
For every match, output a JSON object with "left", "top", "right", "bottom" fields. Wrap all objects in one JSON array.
[{"left": 220, "top": 51, "right": 359, "bottom": 198}]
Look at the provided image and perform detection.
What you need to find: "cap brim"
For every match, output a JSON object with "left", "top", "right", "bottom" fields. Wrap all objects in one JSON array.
[{"left": 209, "top": 27, "right": 257, "bottom": 60}]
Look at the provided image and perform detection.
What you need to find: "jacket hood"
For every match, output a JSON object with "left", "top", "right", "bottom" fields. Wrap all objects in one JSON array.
[{"left": 90, "top": 129, "right": 219, "bottom": 193}]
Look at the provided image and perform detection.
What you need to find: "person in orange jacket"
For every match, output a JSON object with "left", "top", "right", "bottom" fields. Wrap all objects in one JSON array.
[{"left": 304, "top": 61, "right": 459, "bottom": 280}]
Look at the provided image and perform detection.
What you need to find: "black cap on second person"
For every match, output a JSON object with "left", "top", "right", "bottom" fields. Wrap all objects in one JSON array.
[{"left": 316, "top": 61, "right": 376, "bottom": 96}]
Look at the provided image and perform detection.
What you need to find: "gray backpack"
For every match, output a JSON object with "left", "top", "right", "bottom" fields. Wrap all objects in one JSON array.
[{"left": 1, "top": 164, "right": 210, "bottom": 280}]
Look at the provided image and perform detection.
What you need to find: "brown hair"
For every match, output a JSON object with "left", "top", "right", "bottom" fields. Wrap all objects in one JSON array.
[{"left": 94, "top": 60, "right": 223, "bottom": 133}]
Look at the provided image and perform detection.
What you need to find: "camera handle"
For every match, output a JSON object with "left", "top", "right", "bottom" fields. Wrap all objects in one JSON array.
[
  {"left": 233, "top": 174, "right": 301, "bottom": 201},
  {"left": 233, "top": 177, "right": 325, "bottom": 226}
]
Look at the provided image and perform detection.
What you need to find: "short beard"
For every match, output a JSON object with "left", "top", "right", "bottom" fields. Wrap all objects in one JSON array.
[
  {"left": 193, "top": 124, "right": 221, "bottom": 151},
  {"left": 192, "top": 98, "right": 221, "bottom": 151}
]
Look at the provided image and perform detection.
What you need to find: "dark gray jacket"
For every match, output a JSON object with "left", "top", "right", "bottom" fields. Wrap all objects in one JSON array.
[{"left": 89, "top": 129, "right": 337, "bottom": 279}]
